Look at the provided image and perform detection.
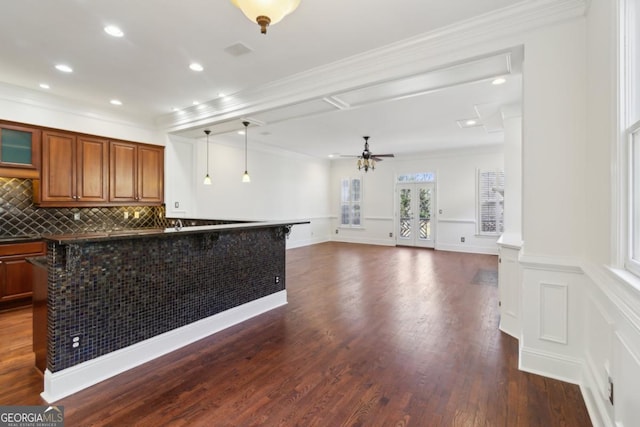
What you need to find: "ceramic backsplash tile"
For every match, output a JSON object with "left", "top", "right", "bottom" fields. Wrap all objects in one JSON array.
[{"left": 0, "top": 177, "right": 165, "bottom": 236}]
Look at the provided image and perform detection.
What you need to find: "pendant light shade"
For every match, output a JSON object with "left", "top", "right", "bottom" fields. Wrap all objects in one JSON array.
[
  {"left": 203, "top": 129, "right": 212, "bottom": 185},
  {"left": 242, "top": 121, "right": 251, "bottom": 183},
  {"left": 231, "top": 0, "right": 301, "bottom": 34}
]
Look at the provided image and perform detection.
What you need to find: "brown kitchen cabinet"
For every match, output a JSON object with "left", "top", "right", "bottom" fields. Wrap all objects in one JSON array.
[
  {"left": 0, "top": 241, "right": 46, "bottom": 309},
  {"left": 0, "top": 121, "right": 41, "bottom": 179},
  {"left": 35, "top": 131, "right": 109, "bottom": 206},
  {"left": 110, "top": 141, "right": 164, "bottom": 204}
]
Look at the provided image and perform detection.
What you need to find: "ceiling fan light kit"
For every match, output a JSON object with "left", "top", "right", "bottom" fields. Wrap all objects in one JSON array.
[
  {"left": 231, "top": 0, "right": 301, "bottom": 34},
  {"left": 354, "top": 136, "right": 394, "bottom": 172}
]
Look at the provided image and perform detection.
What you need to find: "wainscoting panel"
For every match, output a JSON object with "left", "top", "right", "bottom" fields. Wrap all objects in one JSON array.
[
  {"left": 614, "top": 332, "right": 640, "bottom": 427},
  {"left": 539, "top": 282, "right": 568, "bottom": 344}
]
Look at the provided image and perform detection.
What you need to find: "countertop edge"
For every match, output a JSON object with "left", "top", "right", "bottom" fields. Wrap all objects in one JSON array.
[{"left": 42, "top": 220, "right": 310, "bottom": 245}]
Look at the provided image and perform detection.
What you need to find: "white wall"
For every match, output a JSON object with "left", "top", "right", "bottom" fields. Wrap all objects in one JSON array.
[
  {"left": 165, "top": 135, "right": 333, "bottom": 248},
  {"left": 329, "top": 146, "right": 504, "bottom": 254},
  {"left": 0, "top": 82, "right": 163, "bottom": 145}
]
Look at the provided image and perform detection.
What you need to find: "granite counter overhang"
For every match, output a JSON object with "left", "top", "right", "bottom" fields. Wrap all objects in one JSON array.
[{"left": 41, "top": 220, "right": 310, "bottom": 245}]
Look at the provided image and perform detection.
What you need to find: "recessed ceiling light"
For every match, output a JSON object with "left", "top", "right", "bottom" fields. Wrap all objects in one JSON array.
[
  {"left": 104, "top": 25, "right": 124, "bottom": 37},
  {"left": 110, "top": 99, "right": 122, "bottom": 106},
  {"left": 218, "top": 92, "right": 226, "bottom": 98},
  {"left": 193, "top": 101, "right": 199, "bottom": 106},
  {"left": 492, "top": 77, "right": 506, "bottom": 85},
  {"left": 55, "top": 64, "right": 73, "bottom": 73},
  {"left": 39, "top": 83, "right": 50, "bottom": 89},
  {"left": 189, "top": 63, "right": 204, "bottom": 72},
  {"left": 238, "top": 130, "right": 245, "bottom": 135},
  {"left": 456, "top": 118, "right": 482, "bottom": 128}
]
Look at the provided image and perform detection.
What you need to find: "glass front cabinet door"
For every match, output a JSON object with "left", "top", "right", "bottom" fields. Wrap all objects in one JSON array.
[{"left": 0, "top": 122, "right": 41, "bottom": 178}]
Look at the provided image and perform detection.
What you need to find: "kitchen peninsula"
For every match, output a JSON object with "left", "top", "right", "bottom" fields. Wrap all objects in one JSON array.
[{"left": 35, "top": 220, "right": 307, "bottom": 402}]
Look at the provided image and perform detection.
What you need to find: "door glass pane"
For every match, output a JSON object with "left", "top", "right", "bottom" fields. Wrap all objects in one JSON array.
[
  {"left": 1, "top": 128, "right": 32, "bottom": 164},
  {"left": 400, "top": 188, "right": 412, "bottom": 238},
  {"left": 419, "top": 188, "right": 431, "bottom": 240}
]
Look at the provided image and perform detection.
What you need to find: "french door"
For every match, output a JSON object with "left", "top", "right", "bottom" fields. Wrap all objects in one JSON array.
[{"left": 396, "top": 183, "right": 435, "bottom": 248}]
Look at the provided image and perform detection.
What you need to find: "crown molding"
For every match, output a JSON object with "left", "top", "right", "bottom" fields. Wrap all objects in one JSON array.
[{"left": 157, "top": 0, "right": 588, "bottom": 133}]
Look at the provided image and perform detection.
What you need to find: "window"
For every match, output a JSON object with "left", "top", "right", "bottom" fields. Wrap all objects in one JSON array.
[
  {"left": 477, "top": 169, "right": 504, "bottom": 235},
  {"left": 624, "top": 0, "right": 640, "bottom": 276},
  {"left": 397, "top": 172, "right": 435, "bottom": 183},
  {"left": 340, "top": 177, "right": 362, "bottom": 227}
]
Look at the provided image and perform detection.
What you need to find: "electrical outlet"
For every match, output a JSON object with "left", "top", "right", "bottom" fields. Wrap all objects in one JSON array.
[
  {"left": 73, "top": 212, "right": 80, "bottom": 221},
  {"left": 174, "top": 201, "right": 180, "bottom": 208},
  {"left": 275, "top": 276, "right": 280, "bottom": 284},
  {"left": 123, "top": 211, "right": 129, "bottom": 219},
  {"left": 134, "top": 211, "right": 140, "bottom": 219},
  {"left": 460, "top": 237, "right": 465, "bottom": 243},
  {"left": 389, "top": 232, "right": 393, "bottom": 238},
  {"left": 71, "top": 335, "right": 82, "bottom": 349},
  {"left": 439, "top": 209, "right": 443, "bottom": 214},
  {"left": 335, "top": 229, "right": 339, "bottom": 234}
]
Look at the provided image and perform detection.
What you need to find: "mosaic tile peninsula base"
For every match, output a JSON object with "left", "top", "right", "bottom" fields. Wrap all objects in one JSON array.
[{"left": 43, "top": 223, "right": 301, "bottom": 372}]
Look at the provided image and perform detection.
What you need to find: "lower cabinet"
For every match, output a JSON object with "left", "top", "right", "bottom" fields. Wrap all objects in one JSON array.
[{"left": 0, "top": 241, "right": 46, "bottom": 309}]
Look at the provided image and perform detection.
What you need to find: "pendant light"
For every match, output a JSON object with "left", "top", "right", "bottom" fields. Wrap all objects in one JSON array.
[
  {"left": 231, "top": 0, "right": 301, "bottom": 34},
  {"left": 242, "top": 121, "right": 251, "bottom": 183},
  {"left": 203, "top": 129, "right": 212, "bottom": 185}
]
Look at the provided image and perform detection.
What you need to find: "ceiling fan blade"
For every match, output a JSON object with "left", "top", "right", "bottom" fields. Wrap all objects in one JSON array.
[
  {"left": 373, "top": 154, "right": 395, "bottom": 158},
  {"left": 339, "top": 154, "right": 360, "bottom": 158}
]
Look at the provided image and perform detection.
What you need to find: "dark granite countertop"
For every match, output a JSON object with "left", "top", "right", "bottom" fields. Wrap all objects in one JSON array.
[
  {"left": 42, "top": 220, "right": 310, "bottom": 245},
  {"left": 0, "top": 235, "right": 42, "bottom": 244}
]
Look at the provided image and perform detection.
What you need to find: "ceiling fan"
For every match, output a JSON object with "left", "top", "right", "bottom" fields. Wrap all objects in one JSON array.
[{"left": 342, "top": 136, "right": 395, "bottom": 172}]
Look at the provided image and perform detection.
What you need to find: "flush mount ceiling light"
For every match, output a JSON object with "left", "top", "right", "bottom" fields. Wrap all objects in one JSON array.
[
  {"left": 231, "top": 0, "right": 301, "bottom": 34},
  {"left": 203, "top": 129, "right": 212, "bottom": 185},
  {"left": 242, "top": 121, "right": 251, "bottom": 183}
]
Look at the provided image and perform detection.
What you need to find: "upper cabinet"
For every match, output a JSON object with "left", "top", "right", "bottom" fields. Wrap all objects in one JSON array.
[
  {"left": 35, "top": 131, "right": 109, "bottom": 206},
  {"left": 110, "top": 141, "right": 164, "bottom": 204},
  {"left": 16, "top": 120, "right": 166, "bottom": 207},
  {"left": 0, "top": 121, "right": 41, "bottom": 179}
]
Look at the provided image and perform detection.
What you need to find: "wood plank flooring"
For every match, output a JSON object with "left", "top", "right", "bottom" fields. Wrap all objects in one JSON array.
[{"left": 0, "top": 242, "right": 592, "bottom": 426}]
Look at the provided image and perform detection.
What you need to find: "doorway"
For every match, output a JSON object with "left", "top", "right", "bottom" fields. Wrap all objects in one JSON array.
[{"left": 396, "top": 182, "right": 436, "bottom": 248}]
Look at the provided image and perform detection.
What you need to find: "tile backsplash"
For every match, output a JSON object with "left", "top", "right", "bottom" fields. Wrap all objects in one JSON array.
[{"left": 0, "top": 177, "right": 166, "bottom": 236}]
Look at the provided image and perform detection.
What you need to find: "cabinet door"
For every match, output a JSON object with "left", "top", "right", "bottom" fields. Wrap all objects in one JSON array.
[
  {"left": 0, "top": 122, "right": 41, "bottom": 178},
  {"left": 0, "top": 256, "right": 34, "bottom": 302},
  {"left": 41, "top": 131, "right": 76, "bottom": 202},
  {"left": 109, "top": 141, "right": 137, "bottom": 202},
  {"left": 138, "top": 145, "right": 164, "bottom": 203},
  {"left": 77, "top": 136, "right": 109, "bottom": 202}
]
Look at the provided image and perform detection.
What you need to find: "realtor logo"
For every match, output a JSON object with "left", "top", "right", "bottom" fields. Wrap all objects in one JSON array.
[{"left": 0, "top": 405, "right": 64, "bottom": 427}]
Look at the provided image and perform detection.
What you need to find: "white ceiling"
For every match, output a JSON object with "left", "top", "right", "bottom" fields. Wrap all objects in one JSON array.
[{"left": 1, "top": 0, "right": 525, "bottom": 158}]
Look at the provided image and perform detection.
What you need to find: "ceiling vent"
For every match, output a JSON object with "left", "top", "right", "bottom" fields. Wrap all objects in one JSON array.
[{"left": 224, "top": 42, "right": 253, "bottom": 57}]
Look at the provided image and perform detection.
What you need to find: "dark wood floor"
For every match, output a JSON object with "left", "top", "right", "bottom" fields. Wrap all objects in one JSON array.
[{"left": 1, "top": 242, "right": 591, "bottom": 426}]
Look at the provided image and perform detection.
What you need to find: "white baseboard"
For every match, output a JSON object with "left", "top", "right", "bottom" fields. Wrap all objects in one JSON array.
[
  {"left": 331, "top": 236, "right": 396, "bottom": 246},
  {"left": 41, "top": 290, "right": 287, "bottom": 403},
  {"left": 518, "top": 345, "right": 583, "bottom": 384},
  {"left": 435, "top": 242, "right": 499, "bottom": 255},
  {"left": 286, "top": 235, "right": 330, "bottom": 249},
  {"left": 580, "top": 356, "right": 612, "bottom": 427}
]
